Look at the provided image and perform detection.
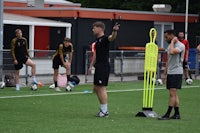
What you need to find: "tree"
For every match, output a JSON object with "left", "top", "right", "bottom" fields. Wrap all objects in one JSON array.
[
  {"left": 68, "top": 0, "right": 200, "bottom": 35},
  {"left": 67, "top": 0, "right": 200, "bottom": 14}
]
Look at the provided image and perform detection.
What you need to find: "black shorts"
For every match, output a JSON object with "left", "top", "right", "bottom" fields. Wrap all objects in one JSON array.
[
  {"left": 94, "top": 64, "right": 110, "bottom": 86},
  {"left": 52, "top": 56, "right": 63, "bottom": 69},
  {"left": 183, "top": 60, "right": 188, "bottom": 69},
  {"left": 167, "top": 74, "right": 182, "bottom": 89},
  {"left": 14, "top": 57, "right": 28, "bottom": 70}
]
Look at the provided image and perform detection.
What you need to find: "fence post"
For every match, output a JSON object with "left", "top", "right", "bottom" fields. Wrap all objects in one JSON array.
[
  {"left": 85, "top": 51, "right": 88, "bottom": 83},
  {"left": 120, "top": 50, "right": 124, "bottom": 81},
  {"left": 157, "top": 51, "right": 162, "bottom": 79},
  {"left": 195, "top": 50, "right": 199, "bottom": 79},
  {"left": 0, "top": 0, "right": 3, "bottom": 81}
]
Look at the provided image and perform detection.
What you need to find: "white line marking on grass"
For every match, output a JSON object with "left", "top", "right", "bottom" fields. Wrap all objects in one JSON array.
[
  {"left": 107, "top": 87, "right": 163, "bottom": 93},
  {"left": 0, "top": 85, "right": 199, "bottom": 99},
  {"left": 107, "top": 85, "right": 199, "bottom": 93}
]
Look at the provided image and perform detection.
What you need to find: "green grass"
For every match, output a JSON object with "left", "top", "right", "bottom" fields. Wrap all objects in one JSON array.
[{"left": 0, "top": 80, "right": 200, "bottom": 133}]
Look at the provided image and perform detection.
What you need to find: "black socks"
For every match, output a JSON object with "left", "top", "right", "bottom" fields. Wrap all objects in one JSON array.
[
  {"left": 174, "top": 107, "right": 180, "bottom": 115},
  {"left": 54, "top": 81, "right": 57, "bottom": 88},
  {"left": 165, "top": 106, "right": 173, "bottom": 116},
  {"left": 165, "top": 106, "right": 180, "bottom": 116},
  {"left": 67, "top": 75, "right": 70, "bottom": 81}
]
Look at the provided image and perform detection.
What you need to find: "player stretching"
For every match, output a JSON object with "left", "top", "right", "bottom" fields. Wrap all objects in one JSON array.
[
  {"left": 159, "top": 30, "right": 185, "bottom": 120},
  {"left": 11, "top": 29, "right": 38, "bottom": 91},
  {"left": 52, "top": 37, "right": 73, "bottom": 91},
  {"left": 178, "top": 32, "right": 191, "bottom": 81},
  {"left": 88, "top": 21, "right": 120, "bottom": 117}
]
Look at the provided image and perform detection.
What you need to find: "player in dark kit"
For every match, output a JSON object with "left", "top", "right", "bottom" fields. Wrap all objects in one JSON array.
[
  {"left": 88, "top": 21, "right": 120, "bottom": 117},
  {"left": 11, "top": 29, "right": 38, "bottom": 91},
  {"left": 52, "top": 37, "right": 73, "bottom": 91}
]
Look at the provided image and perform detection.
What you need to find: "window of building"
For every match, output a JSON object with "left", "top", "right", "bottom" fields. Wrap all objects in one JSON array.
[{"left": 154, "top": 22, "right": 174, "bottom": 49}]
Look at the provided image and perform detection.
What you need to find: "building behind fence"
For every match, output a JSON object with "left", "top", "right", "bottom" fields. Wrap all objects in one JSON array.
[{"left": 1, "top": 49, "right": 200, "bottom": 85}]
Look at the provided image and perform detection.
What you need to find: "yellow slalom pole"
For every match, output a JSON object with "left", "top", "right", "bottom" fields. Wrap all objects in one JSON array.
[
  {"left": 148, "top": 70, "right": 152, "bottom": 108},
  {"left": 143, "top": 70, "right": 147, "bottom": 107},
  {"left": 151, "top": 71, "right": 156, "bottom": 107}
]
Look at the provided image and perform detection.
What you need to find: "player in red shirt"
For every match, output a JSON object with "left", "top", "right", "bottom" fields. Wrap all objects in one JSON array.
[{"left": 178, "top": 32, "right": 190, "bottom": 81}]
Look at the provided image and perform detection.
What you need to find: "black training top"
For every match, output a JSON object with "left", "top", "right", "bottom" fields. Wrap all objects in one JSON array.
[
  {"left": 11, "top": 37, "right": 30, "bottom": 60},
  {"left": 52, "top": 43, "right": 73, "bottom": 60},
  {"left": 95, "top": 35, "right": 110, "bottom": 65}
]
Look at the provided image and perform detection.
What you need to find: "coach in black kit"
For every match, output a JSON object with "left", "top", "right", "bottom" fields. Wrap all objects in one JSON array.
[{"left": 89, "top": 22, "right": 120, "bottom": 117}]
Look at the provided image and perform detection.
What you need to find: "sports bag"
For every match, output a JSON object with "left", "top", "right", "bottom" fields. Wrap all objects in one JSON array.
[{"left": 4, "top": 73, "right": 15, "bottom": 87}]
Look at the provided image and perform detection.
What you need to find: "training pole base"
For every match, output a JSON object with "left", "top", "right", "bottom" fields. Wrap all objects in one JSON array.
[{"left": 136, "top": 108, "right": 158, "bottom": 118}]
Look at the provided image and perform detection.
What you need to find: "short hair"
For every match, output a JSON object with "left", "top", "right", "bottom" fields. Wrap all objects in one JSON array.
[
  {"left": 15, "top": 29, "right": 22, "bottom": 34},
  {"left": 93, "top": 21, "right": 105, "bottom": 31},
  {"left": 164, "top": 29, "right": 176, "bottom": 35},
  {"left": 179, "top": 31, "right": 184, "bottom": 34},
  {"left": 63, "top": 37, "right": 71, "bottom": 42}
]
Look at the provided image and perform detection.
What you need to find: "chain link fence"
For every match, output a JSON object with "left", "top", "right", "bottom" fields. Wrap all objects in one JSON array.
[{"left": 85, "top": 50, "right": 200, "bottom": 83}]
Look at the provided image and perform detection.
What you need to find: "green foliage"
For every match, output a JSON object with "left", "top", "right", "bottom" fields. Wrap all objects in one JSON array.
[
  {"left": 68, "top": 0, "right": 200, "bottom": 35},
  {"left": 68, "top": 0, "right": 200, "bottom": 14}
]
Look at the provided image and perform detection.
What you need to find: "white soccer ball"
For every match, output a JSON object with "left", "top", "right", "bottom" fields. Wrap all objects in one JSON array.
[
  {"left": 152, "top": 78, "right": 157, "bottom": 83},
  {"left": 66, "top": 85, "right": 72, "bottom": 91},
  {"left": 186, "top": 79, "right": 193, "bottom": 85},
  {"left": 31, "top": 84, "right": 38, "bottom": 91},
  {"left": 0, "top": 81, "right": 5, "bottom": 89},
  {"left": 156, "top": 79, "right": 163, "bottom": 85},
  {"left": 49, "top": 84, "right": 55, "bottom": 89}
]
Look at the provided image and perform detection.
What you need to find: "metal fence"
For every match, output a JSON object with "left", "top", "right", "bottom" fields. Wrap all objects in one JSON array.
[
  {"left": 85, "top": 50, "right": 164, "bottom": 83},
  {"left": 1, "top": 49, "right": 59, "bottom": 86},
  {"left": 0, "top": 49, "right": 199, "bottom": 85},
  {"left": 85, "top": 50, "right": 200, "bottom": 83}
]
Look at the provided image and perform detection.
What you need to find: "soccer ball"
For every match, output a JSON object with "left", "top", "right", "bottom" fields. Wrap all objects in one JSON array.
[
  {"left": 31, "top": 84, "right": 38, "bottom": 91},
  {"left": 152, "top": 78, "right": 157, "bottom": 83},
  {"left": 186, "top": 79, "right": 193, "bottom": 85},
  {"left": 156, "top": 79, "right": 163, "bottom": 85},
  {"left": 49, "top": 84, "right": 55, "bottom": 89},
  {"left": 66, "top": 85, "right": 72, "bottom": 91},
  {"left": 0, "top": 81, "right": 5, "bottom": 89}
]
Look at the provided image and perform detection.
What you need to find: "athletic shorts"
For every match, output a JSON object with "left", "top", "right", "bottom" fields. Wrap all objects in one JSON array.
[
  {"left": 166, "top": 74, "right": 182, "bottom": 89},
  {"left": 183, "top": 60, "right": 188, "bottom": 69},
  {"left": 52, "top": 56, "right": 63, "bottom": 69},
  {"left": 94, "top": 64, "right": 110, "bottom": 86},
  {"left": 14, "top": 57, "right": 28, "bottom": 70}
]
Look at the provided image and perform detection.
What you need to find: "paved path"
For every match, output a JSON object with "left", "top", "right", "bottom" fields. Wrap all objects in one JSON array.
[{"left": 19, "top": 74, "right": 139, "bottom": 86}]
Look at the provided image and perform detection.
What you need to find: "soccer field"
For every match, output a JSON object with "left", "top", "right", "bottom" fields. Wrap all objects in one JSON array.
[{"left": 0, "top": 81, "right": 200, "bottom": 133}]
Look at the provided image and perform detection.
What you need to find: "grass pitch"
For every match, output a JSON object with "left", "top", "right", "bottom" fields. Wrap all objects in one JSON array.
[{"left": 0, "top": 80, "right": 200, "bottom": 133}]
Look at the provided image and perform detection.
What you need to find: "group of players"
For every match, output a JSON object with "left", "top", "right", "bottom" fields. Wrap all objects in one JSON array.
[
  {"left": 10, "top": 22, "right": 119, "bottom": 117},
  {"left": 9, "top": 21, "right": 200, "bottom": 118},
  {"left": 11, "top": 29, "right": 73, "bottom": 91}
]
